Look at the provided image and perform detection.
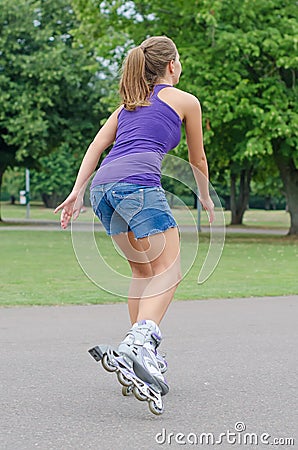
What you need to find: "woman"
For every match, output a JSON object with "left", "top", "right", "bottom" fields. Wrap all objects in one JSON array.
[{"left": 55, "top": 36, "right": 214, "bottom": 413}]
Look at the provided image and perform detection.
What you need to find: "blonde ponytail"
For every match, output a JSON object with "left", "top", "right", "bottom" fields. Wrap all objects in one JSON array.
[
  {"left": 119, "top": 47, "right": 151, "bottom": 111},
  {"left": 119, "top": 36, "right": 177, "bottom": 111}
]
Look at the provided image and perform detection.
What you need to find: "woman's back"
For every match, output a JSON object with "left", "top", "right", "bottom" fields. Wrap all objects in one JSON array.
[{"left": 91, "top": 84, "right": 182, "bottom": 187}]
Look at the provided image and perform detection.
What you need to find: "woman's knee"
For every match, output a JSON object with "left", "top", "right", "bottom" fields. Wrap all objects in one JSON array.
[
  {"left": 131, "top": 263, "right": 153, "bottom": 278},
  {"left": 152, "top": 259, "right": 181, "bottom": 281}
]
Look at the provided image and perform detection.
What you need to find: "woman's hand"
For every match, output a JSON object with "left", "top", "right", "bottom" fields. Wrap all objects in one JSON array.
[
  {"left": 54, "top": 192, "right": 83, "bottom": 229},
  {"left": 199, "top": 196, "right": 215, "bottom": 224}
]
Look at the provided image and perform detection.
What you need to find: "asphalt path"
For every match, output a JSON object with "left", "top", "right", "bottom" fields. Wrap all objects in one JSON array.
[{"left": 1, "top": 296, "right": 297, "bottom": 450}]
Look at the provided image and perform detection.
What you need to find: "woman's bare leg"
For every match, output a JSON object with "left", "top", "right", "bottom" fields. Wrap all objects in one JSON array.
[
  {"left": 135, "top": 227, "right": 181, "bottom": 324},
  {"left": 112, "top": 232, "right": 153, "bottom": 324},
  {"left": 113, "top": 227, "right": 181, "bottom": 325}
]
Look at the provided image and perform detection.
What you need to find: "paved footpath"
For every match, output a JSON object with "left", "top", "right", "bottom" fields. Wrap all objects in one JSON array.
[{"left": 0, "top": 296, "right": 297, "bottom": 450}]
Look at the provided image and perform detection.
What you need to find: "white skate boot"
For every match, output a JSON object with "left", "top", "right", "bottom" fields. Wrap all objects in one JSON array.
[{"left": 118, "top": 320, "right": 169, "bottom": 396}]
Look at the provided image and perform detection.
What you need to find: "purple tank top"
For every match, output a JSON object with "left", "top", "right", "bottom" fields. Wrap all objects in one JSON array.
[{"left": 91, "top": 84, "right": 182, "bottom": 188}]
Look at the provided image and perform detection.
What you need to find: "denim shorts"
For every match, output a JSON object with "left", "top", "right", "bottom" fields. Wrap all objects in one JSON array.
[{"left": 90, "top": 182, "right": 177, "bottom": 239}]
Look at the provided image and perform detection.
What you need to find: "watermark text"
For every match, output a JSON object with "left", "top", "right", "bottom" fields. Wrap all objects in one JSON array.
[{"left": 155, "top": 422, "right": 295, "bottom": 446}]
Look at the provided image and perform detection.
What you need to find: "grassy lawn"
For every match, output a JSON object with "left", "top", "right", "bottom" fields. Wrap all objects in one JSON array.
[
  {"left": 0, "top": 202, "right": 291, "bottom": 229},
  {"left": 1, "top": 202, "right": 63, "bottom": 222},
  {"left": 0, "top": 230, "right": 297, "bottom": 306}
]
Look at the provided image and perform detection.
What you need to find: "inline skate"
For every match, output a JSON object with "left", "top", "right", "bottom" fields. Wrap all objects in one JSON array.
[{"left": 88, "top": 320, "right": 168, "bottom": 415}]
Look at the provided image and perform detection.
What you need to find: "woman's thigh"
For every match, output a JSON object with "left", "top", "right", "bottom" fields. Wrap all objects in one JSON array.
[{"left": 113, "top": 227, "right": 180, "bottom": 274}]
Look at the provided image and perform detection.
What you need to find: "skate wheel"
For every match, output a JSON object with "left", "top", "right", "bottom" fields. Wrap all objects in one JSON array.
[
  {"left": 122, "top": 385, "right": 133, "bottom": 396},
  {"left": 133, "top": 386, "right": 147, "bottom": 402},
  {"left": 101, "top": 353, "right": 117, "bottom": 372},
  {"left": 149, "top": 400, "right": 164, "bottom": 415},
  {"left": 159, "top": 361, "right": 168, "bottom": 374},
  {"left": 117, "top": 371, "right": 131, "bottom": 387}
]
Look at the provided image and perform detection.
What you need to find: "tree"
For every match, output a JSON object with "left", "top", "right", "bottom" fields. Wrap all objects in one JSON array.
[
  {"left": 198, "top": 0, "right": 297, "bottom": 232},
  {"left": 72, "top": 0, "right": 298, "bottom": 234},
  {"left": 1, "top": 167, "right": 25, "bottom": 203},
  {"left": 30, "top": 146, "right": 81, "bottom": 208},
  {"left": 0, "top": 0, "right": 106, "bottom": 216}
]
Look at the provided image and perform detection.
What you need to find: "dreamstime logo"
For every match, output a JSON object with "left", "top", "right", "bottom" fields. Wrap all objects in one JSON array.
[
  {"left": 155, "top": 422, "right": 295, "bottom": 446},
  {"left": 71, "top": 154, "right": 226, "bottom": 297}
]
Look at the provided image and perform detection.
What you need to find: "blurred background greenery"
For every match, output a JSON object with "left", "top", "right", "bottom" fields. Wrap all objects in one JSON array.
[{"left": 0, "top": 0, "right": 297, "bottom": 232}]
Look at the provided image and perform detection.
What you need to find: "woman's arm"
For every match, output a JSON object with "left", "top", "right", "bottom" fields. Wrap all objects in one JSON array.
[
  {"left": 54, "top": 106, "right": 121, "bottom": 228},
  {"left": 183, "top": 93, "right": 215, "bottom": 223},
  {"left": 160, "top": 87, "right": 214, "bottom": 222}
]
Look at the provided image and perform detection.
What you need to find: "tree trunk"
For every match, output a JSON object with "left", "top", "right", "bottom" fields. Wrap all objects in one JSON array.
[
  {"left": 230, "top": 168, "right": 252, "bottom": 225},
  {"left": 41, "top": 192, "right": 66, "bottom": 208},
  {"left": 273, "top": 141, "right": 298, "bottom": 235}
]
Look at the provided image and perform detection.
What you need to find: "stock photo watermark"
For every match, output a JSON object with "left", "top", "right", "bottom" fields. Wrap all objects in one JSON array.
[
  {"left": 71, "top": 154, "right": 226, "bottom": 295},
  {"left": 155, "top": 422, "right": 295, "bottom": 446}
]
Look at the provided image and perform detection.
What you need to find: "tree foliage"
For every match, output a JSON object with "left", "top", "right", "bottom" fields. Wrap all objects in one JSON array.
[
  {"left": 73, "top": 0, "right": 298, "bottom": 233},
  {"left": 0, "top": 0, "right": 106, "bottom": 212}
]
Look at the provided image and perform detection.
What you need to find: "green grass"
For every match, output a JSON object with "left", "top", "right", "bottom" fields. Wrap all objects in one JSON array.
[
  {"left": 0, "top": 230, "right": 297, "bottom": 306},
  {"left": 241, "top": 209, "right": 290, "bottom": 229},
  {"left": 1, "top": 202, "right": 62, "bottom": 222},
  {"left": 0, "top": 202, "right": 291, "bottom": 229},
  {"left": 173, "top": 207, "right": 290, "bottom": 228}
]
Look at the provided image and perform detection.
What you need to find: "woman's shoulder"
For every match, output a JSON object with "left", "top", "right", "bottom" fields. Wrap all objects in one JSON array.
[
  {"left": 170, "top": 87, "right": 201, "bottom": 106},
  {"left": 158, "top": 86, "right": 201, "bottom": 121}
]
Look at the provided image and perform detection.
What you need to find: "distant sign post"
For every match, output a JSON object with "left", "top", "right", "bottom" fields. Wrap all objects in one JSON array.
[{"left": 25, "top": 169, "right": 30, "bottom": 219}]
